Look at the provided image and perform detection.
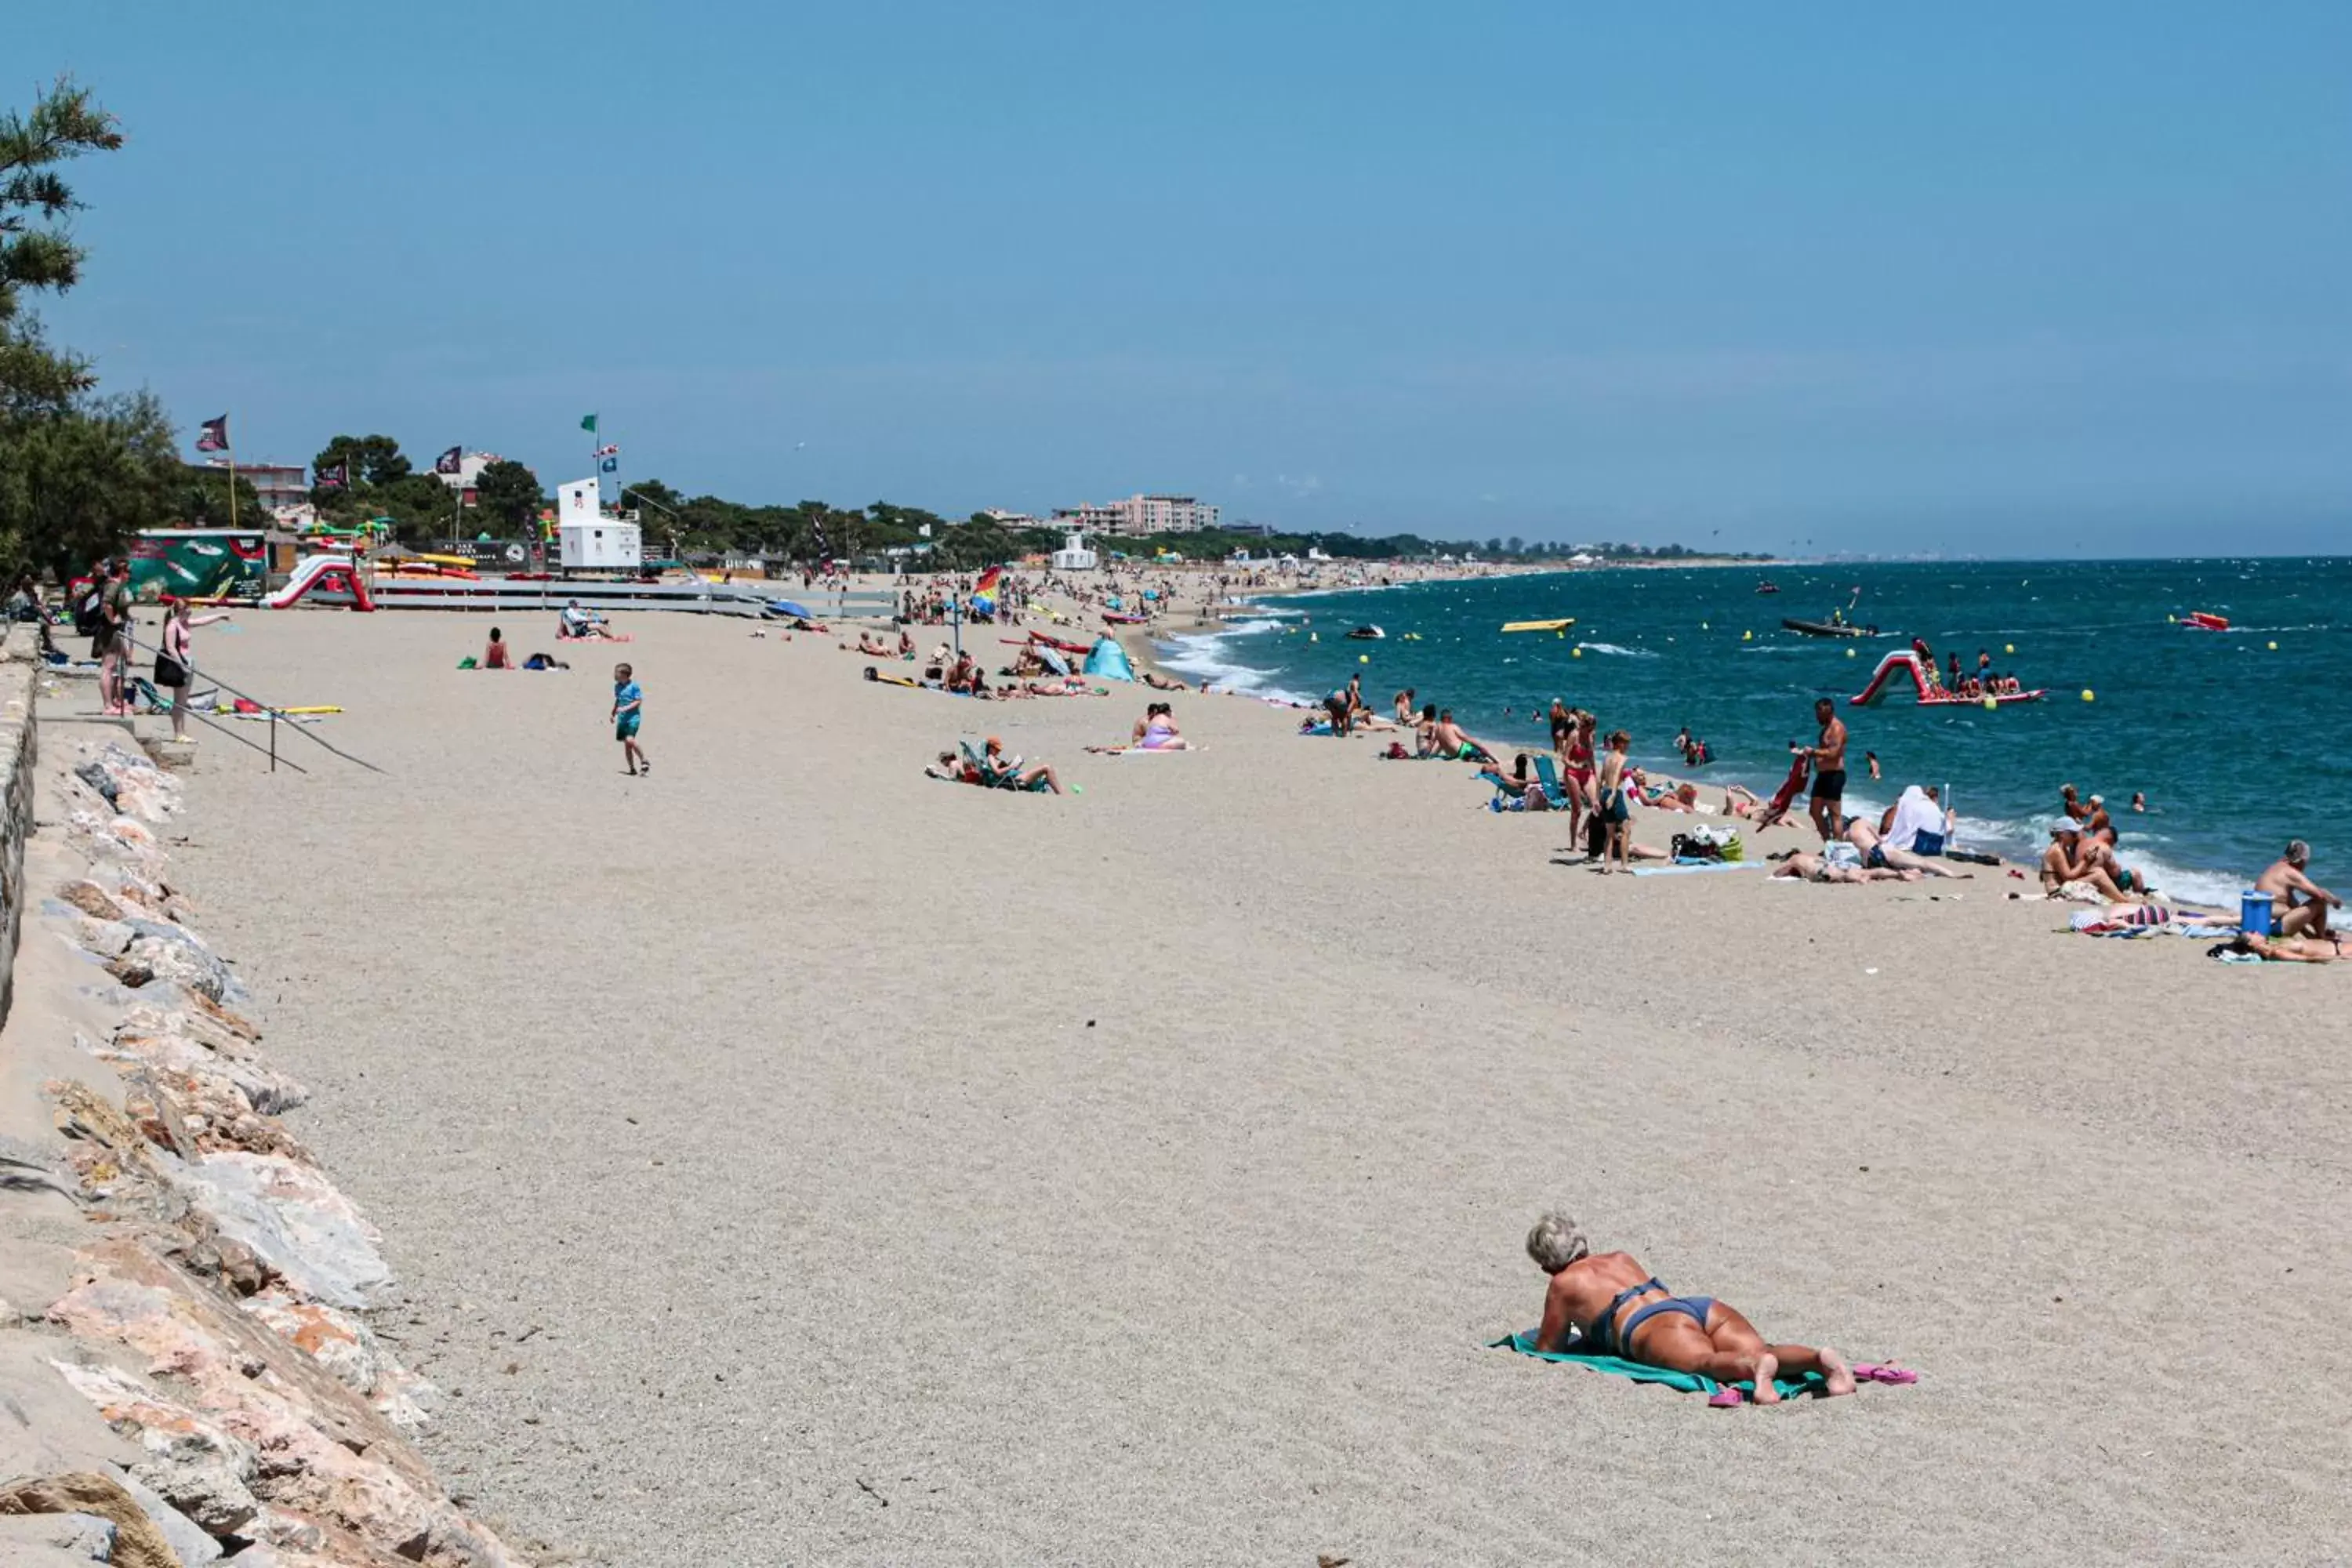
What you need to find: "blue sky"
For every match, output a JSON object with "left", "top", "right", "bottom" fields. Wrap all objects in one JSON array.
[{"left": 20, "top": 1, "right": 2352, "bottom": 554}]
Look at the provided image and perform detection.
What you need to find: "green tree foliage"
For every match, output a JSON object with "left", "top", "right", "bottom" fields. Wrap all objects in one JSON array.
[
  {"left": 0, "top": 78, "right": 120, "bottom": 423},
  {"left": 311, "top": 433, "right": 411, "bottom": 488},
  {"left": 0, "top": 76, "right": 140, "bottom": 575},
  {"left": 472, "top": 459, "right": 544, "bottom": 530},
  {"left": 0, "top": 390, "right": 189, "bottom": 578}
]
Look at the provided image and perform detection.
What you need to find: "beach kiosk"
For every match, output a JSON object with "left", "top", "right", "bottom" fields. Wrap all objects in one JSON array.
[{"left": 556, "top": 478, "right": 642, "bottom": 572}]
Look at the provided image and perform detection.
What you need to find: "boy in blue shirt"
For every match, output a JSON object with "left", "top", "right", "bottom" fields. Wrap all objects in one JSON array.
[{"left": 611, "top": 662, "right": 648, "bottom": 775}]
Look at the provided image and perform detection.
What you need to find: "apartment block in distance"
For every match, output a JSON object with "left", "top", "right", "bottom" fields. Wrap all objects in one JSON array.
[{"left": 1052, "top": 493, "right": 1220, "bottom": 536}]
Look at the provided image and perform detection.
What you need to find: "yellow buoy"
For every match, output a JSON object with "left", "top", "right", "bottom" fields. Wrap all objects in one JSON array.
[
  {"left": 2269, "top": 641, "right": 2278, "bottom": 651},
  {"left": 1701, "top": 621, "right": 1709, "bottom": 630},
  {"left": 1982, "top": 695, "right": 1998, "bottom": 710},
  {"left": 2167, "top": 614, "right": 2177, "bottom": 624},
  {"left": 1743, "top": 630, "right": 1753, "bottom": 641},
  {"left": 1571, "top": 647, "right": 1583, "bottom": 659},
  {"left": 1846, "top": 648, "right": 1857, "bottom": 658},
  {"left": 2004, "top": 643, "right": 2014, "bottom": 654},
  {"left": 2081, "top": 689, "right": 2095, "bottom": 702},
  {"left": 1358, "top": 652, "right": 1370, "bottom": 662}
]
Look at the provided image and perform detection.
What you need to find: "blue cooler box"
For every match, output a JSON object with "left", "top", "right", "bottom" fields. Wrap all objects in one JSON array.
[{"left": 2240, "top": 890, "right": 2273, "bottom": 935}]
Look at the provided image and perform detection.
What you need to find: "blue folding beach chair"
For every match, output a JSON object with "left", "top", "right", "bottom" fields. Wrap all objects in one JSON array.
[{"left": 1529, "top": 755, "right": 1574, "bottom": 810}]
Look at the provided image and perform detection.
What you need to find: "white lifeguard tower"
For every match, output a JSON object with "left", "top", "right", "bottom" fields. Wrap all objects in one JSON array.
[
  {"left": 557, "top": 477, "right": 642, "bottom": 571},
  {"left": 1050, "top": 531, "right": 1098, "bottom": 572}
]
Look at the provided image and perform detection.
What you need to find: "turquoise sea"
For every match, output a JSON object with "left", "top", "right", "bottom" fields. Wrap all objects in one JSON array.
[{"left": 1156, "top": 557, "right": 2352, "bottom": 904}]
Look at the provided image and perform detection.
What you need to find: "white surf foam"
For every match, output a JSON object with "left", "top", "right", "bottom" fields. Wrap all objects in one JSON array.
[{"left": 1156, "top": 622, "right": 1314, "bottom": 704}]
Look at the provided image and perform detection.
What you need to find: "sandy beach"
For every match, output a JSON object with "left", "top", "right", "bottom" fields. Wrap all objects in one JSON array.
[{"left": 169, "top": 604, "right": 2351, "bottom": 1566}]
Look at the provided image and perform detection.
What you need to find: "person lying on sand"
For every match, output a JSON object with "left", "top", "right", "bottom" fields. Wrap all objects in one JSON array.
[
  {"left": 1526, "top": 1213, "right": 1859, "bottom": 1403},
  {"left": 1141, "top": 669, "right": 1191, "bottom": 691},
  {"left": 2223, "top": 931, "right": 2344, "bottom": 964},
  {"left": 1846, "top": 816, "right": 1969, "bottom": 878},
  {"left": 1636, "top": 781, "right": 1704, "bottom": 812},
  {"left": 928, "top": 749, "right": 982, "bottom": 784},
  {"left": 1720, "top": 783, "right": 1768, "bottom": 818},
  {"left": 1772, "top": 850, "right": 1920, "bottom": 884},
  {"left": 2254, "top": 840, "right": 2341, "bottom": 938},
  {"left": 851, "top": 633, "right": 895, "bottom": 657}
]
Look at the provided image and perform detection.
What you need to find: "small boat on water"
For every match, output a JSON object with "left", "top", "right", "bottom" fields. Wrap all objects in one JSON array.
[
  {"left": 1782, "top": 616, "right": 1876, "bottom": 639},
  {"left": 2184, "top": 611, "right": 2230, "bottom": 631},
  {"left": 1755, "top": 579, "right": 1780, "bottom": 594},
  {"left": 1500, "top": 618, "right": 1576, "bottom": 633},
  {"left": 1345, "top": 624, "right": 1385, "bottom": 641}
]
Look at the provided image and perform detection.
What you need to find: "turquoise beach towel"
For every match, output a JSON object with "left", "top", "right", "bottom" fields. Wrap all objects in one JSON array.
[{"left": 1490, "top": 1330, "right": 1828, "bottom": 1399}]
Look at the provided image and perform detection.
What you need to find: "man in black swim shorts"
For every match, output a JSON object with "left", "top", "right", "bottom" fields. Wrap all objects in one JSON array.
[{"left": 1806, "top": 695, "right": 1848, "bottom": 842}]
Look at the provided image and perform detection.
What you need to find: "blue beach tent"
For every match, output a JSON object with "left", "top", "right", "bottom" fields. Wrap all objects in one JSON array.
[{"left": 1083, "top": 636, "right": 1136, "bottom": 682}]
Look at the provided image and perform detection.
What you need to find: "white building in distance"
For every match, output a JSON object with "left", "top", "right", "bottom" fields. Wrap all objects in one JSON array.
[{"left": 1053, "top": 493, "right": 1219, "bottom": 536}]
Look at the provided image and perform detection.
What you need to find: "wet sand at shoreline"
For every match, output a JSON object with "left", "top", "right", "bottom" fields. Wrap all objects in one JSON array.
[{"left": 174, "top": 606, "right": 2351, "bottom": 1565}]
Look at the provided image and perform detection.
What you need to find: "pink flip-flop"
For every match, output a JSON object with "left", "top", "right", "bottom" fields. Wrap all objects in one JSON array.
[
  {"left": 1707, "top": 1386, "right": 1744, "bottom": 1407},
  {"left": 1852, "top": 1364, "right": 1918, "bottom": 1385}
]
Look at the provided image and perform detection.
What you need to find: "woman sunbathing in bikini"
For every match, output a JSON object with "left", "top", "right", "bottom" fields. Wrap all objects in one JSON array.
[
  {"left": 1526, "top": 1213, "right": 1867, "bottom": 1403},
  {"left": 2226, "top": 932, "right": 2343, "bottom": 964},
  {"left": 1771, "top": 850, "right": 1919, "bottom": 884}
]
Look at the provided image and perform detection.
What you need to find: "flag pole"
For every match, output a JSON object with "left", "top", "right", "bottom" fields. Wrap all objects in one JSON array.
[{"left": 226, "top": 415, "right": 237, "bottom": 532}]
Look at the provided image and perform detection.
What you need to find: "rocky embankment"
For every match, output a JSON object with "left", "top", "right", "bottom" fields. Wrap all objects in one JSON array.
[{"left": 0, "top": 716, "right": 525, "bottom": 1564}]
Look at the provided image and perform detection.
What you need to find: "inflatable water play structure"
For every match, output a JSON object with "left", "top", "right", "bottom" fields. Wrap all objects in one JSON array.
[
  {"left": 265, "top": 553, "right": 376, "bottom": 611},
  {"left": 1501, "top": 618, "right": 1575, "bottom": 633},
  {"left": 1850, "top": 651, "right": 2043, "bottom": 707}
]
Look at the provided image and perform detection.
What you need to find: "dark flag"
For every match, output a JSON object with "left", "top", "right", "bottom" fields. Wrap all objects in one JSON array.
[
  {"left": 195, "top": 415, "right": 230, "bottom": 452},
  {"left": 434, "top": 445, "right": 463, "bottom": 475},
  {"left": 315, "top": 460, "right": 349, "bottom": 490}
]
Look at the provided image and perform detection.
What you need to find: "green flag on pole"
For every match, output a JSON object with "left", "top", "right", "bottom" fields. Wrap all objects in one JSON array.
[{"left": 580, "top": 413, "right": 598, "bottom": 433}]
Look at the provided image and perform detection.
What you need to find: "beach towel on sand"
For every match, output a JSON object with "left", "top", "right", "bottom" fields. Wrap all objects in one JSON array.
[{"left": 1493, "top": 1331, "right": 1877, "bottom": 1399}]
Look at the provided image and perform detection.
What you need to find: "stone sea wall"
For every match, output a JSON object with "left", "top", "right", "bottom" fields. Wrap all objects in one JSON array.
[{"left": 0, "top": 644, "right": 528, "bottom": 1566}]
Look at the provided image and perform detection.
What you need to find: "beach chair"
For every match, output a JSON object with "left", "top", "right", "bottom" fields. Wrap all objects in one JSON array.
[
  {"left": 961, "top": 740, "right": 1047, "bottom": 791},
  {"left": 1530, "top": 755, "right": 1575, "bottom": 810}
]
